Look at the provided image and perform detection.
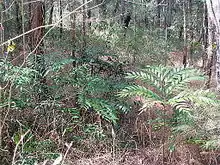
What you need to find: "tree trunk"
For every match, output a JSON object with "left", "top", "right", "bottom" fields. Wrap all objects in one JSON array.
[
  {"left": 59, "top": 0, "right": 63, "bottom": 38},
  {"left": 183, "top": 1, "right": 188, "bottom": 68},
  {"left": 49, "top": 0, "right": 54, "bottom": 24},
  {"left": 30, "top": 2, "right": 44, "bottom": 54},
  {"left": 30, "top": 1, "right": 46, "bottom": 101},
  {"left": 206, "top": 0, "right": 220, "bottom": 91},
  {"left": 165, "top": 0, "right": 173, "bottom": 38},
  {"left": 82, "top": 0, "right": 86, "bottom": 51},
  {"left": 121, "top": 0, "right": 125, "bottom": 25},
  {"left": 205, "top": 18, "right": 214, "bottom": 88},
  {"left": 156, "top": 0, "right": 161, "bottom": 27},
  {"left": 71, "top": 2, "right": 76, "bottom": 67},
  {"left": 188, "top": 0, "right": 194, "bottom": 65},
  {"left": 202, "top": 2, "right": 208, "bottom": 69},
  {"left": 15, "top": 0, "right": 21, "bottom": 34}
]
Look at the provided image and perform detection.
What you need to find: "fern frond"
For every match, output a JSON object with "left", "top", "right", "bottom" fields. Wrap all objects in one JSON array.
[
  {"left": 169, "top": 90, "right": 219, "bottom": 108},
  {"left": 125, "top": 66, "right": 205, "bottom": 99},
  {"left": 118, "top": 85, "right": 162, "bottom": 101},
  {"left": 126, "top": 71, "right": 163, "bottom": 94},
  {"left": 165, "top": 68, "right": 205, "bottom": 95},
  {"left": 51, "top": 58, "right": 75, "bottom": 72},
  {"left": 79, "top": 96, "right": 118, "bottom": 124}
]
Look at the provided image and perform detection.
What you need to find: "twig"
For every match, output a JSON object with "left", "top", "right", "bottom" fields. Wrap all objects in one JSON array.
[
  {"left": 12, "top": 129, "right": 31, "bottom": 165},
  {"left": 61, "top": 142, "right": 73, "bottom": 165}
]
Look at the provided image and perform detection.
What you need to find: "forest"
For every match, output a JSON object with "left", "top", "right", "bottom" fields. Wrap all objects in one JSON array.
[{"left": 1, "top": 0, "right": 220, "bottom": 164}]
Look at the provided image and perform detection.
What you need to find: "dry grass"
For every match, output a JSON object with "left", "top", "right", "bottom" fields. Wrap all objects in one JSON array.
[{"left": 64, "top": 144, "right": 211, "bottom": 165}]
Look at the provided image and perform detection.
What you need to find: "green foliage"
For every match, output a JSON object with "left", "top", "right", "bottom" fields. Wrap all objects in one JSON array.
[
  {"left": 84, "top": 124, "right": 106, "bottom": 140},
  {"left": 119, "top": 65, "right": 205, "bottom": 101},
  {"left": 119, "top": 65, "right": 220, "bottom": 149},
  {"left": 67, "top": 65, "right": 125, "bottom": 124},
  {"left": 12, "top": 129, "right": 59, "bottom": 165},
  {"left": 119, "top": 84, "right": 161, "bottom": 101},
  {"left": 0, "top": 59, "right": 36, "bottom": 89},
  {"left": 48, "top": 58, "right": 128, "bottom": 124}
]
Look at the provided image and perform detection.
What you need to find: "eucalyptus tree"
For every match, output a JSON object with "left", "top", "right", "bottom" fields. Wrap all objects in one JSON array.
[{"left": 206, "top": 0, "right": 220, "bottom": 91}]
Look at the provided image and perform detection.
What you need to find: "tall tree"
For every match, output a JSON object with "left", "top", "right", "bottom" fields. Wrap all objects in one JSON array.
[
  {"left": 30, "top": 1, "right": 46, "bottom": 101},
  {"left": 182, "top": 1, "right": 188, "bottom": 67},
  {"left": 206, "top": 0, "right": 220, "bottom": 91},
  {"left": 59, "top": 0, "right": 63, "bottom": 38},
  {"left": 71, "top": 1, "right": 76, "bottom": 67},
  {"left": 49, "top": 0, "right": 54, "bottom": 25},
  {"left": 121, "top": 0, "right": 125, "bottom": 25},
  {"left": 156, "top": 0, "right": 161, "bottom": 27},
  {"left": 30, "top": 1, "right": 44, "bottom": 54},
  {"left": 82, "top": 0, "right": 86, "bottom": 50}
]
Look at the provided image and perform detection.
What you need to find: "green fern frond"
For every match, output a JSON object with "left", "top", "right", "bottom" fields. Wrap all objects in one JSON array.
[
  {"left": 124, "top": 65, "right": 205, "bottom": 100},
  {"left": 169, "top": 90, "right": 219, "bottom": 109},
  {"left": 79, "top": 96, "right": 118, "bottom": 124},
  {"left": 118, "top": 85, "right": 162, "bottom": 101},
  {"left": 51, "top": 58, "right": 75, "bottom": 72},
  {"left": 165, "top": 68, "right": 205, "bottom": 95},
  {"left": 126, "top": 71, "right": 163, "bottom": 94}
]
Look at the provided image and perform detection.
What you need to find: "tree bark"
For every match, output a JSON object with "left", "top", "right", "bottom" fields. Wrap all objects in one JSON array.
[
  {"left": 183, "top": 1, "right": 188, "bottom": 68},
  {"left": 30, "top": 1, "right": 46, "bottom": 101},
  {"left": 71, "top": 2, "right": 76, "bottom": 67},
  {"left": 121, "top": 0, "right": 125, "bottom": 25},
  {"left": 202, "top": 2, "right": 208, "bottom": 69},
  {"left": 206, "top": 0, "right": 220, "bottom": 91},
  {"left": 15, "top": 0, "right": 21, "bottom": 34},
  {"left": 59, "top": 0, "right": 63, "bottom": 38},
  {"left": 30, "top": 1, "right": 44, "bottom": 54},
  {"left": 156, "top": 0, "right": 161, "bottom": 27},
  {"left": 49, "top": 0, "right": 54, "bottom": 25},
  {"left": 205, "top": 18, "right": 214, "bottom": 88},
  {"left": 82, "top": 0, "right": 86, "bottom": 51}
]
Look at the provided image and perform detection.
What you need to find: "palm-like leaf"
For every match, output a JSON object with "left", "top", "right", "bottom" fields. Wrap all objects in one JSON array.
[
  {"left": 169, "top": 90, "right": 219, "bottom": 111},
  {"left": 123, "top": 65, "right": 205, "bottom": 101},
  {"left": 118, "top": 85, "right": 162, "bottom": 101}
]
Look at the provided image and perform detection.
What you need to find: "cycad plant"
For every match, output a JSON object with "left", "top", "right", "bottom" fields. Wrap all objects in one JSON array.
[{"left": 119, "top": 65, "right": 219, "bottom": 145}]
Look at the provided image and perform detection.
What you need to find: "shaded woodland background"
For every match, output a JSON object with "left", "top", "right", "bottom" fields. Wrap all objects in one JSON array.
[{"left": 1, "top": 0, "right": 220, "bottom": 164}]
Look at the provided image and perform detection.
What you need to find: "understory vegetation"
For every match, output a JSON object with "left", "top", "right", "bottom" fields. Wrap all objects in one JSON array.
[{"left": 1, "top": 0, "right": 220, "bottom": 165}]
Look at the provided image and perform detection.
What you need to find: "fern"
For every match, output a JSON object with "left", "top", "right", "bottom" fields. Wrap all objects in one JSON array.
[
  {"left": 120, "top": 65, "right": 220, "bottom": 147},
  {"left": 169, "top": 90, "right": 219, "bottom": 109},
  {"left": 78, "top": 96, "right": 118, "bottom": 124},
  {"left": 121, "top": 65, "right": 205, "bottom": 100},
  {"left": 0, "top": 60, "right": 37, "bottom": 88},
  {"left": 119, "top": 85, "right": 162, "bottom": 101}
]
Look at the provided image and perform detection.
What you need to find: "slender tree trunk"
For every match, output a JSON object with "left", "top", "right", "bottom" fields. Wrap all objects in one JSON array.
[
  {"left": 0, "top": 10, "right": 4, "bottom": 56},
  {"left": 144, "top": 1, "right": 148, "bottom": 28},
  {"left": 30, "top": 1, "right": 46, "bottom": 101},
  {"left": 21, "top": 0, "right": 26, "bottom": 64},
  {"left": 0, "top": 88, "right": 2, "bottom": 149},
  {"left": 156, "top": 0, "right": 161, "bottom": 27},
  {"left": 15, "top": 0, "right": 21, "bottom": 34},
  {"left": 202, "top": 2, "right": 208, "bottom": 69},
  {"left": 59, "top": 0, "right": 63, "bottom": 38},
  {"left": 188, "top": 0, "right": 194, "bottom": 65},
  {"left": 206, "top": 0, "right": 220, "bottom": 91},
  {"left": 205, "top": 18, "right": 214, "bottom": 88},
  {"left": 49, "top": 0, "right": 54, "bottom": 24},
  {"left": 87, "top": 9, "right": 91, "bottom": 29},
  {"left": 121, "top": 0, "right": 125, "bottom": 25},
  {"left": 71, "top": 3, "right": 76, "bottom": 67},
  {"left": 82, "top": 0, "right": 86, "bottom": 51},
  {"left": 165, "top": 0, "right": 173, "bottom": 38},
  {"left": 183, "top": 1, "right": 188, "bottom": 68},
  {"left": 30, "top": 2, "right": 44, "bottom": 54}
]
